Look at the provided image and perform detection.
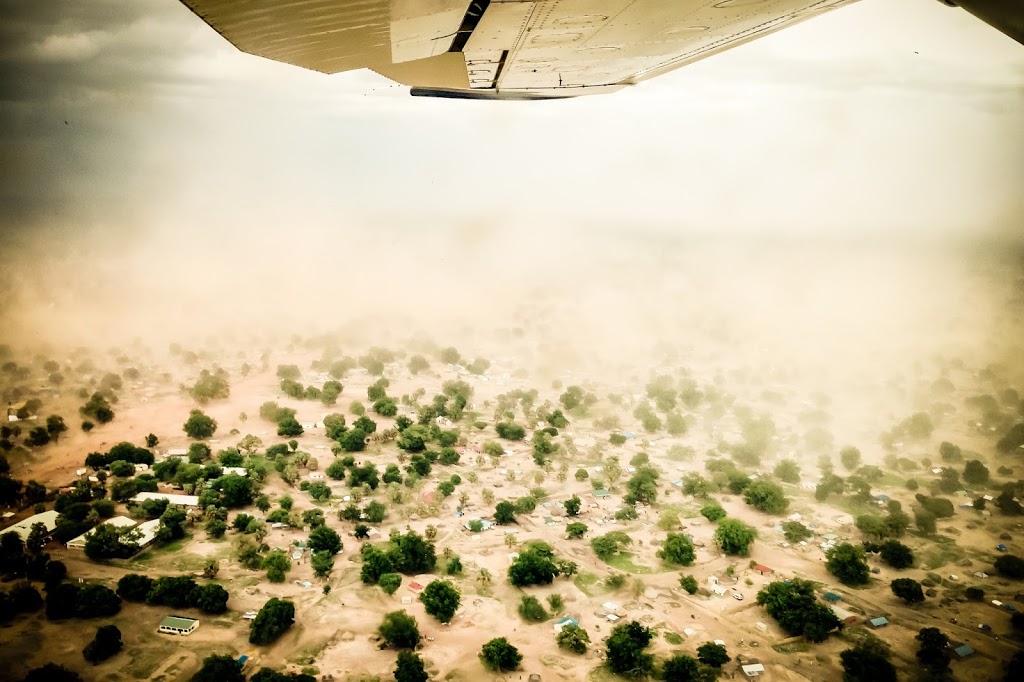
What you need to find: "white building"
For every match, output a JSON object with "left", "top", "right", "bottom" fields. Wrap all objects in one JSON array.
[
  {"left": 2, "top": 510, "right": 59, "bottom": 542},
  {"left": 222, "top": 467, "right": 247, "bottom": 477},
  {"left": 130, "top": 492, "right": 199, "bottom": 507},
  {"left": 134, "top": 519, "right": 162, "bottom": 548},
  {"left": 66, "top": 516, "right": 137, "bottom": 550},
  {"left": 165, "top": 448, "right": 189, "bottom": 457}
]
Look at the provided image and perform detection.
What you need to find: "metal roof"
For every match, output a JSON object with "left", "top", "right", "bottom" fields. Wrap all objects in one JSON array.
[{"left": 160, "top": 616, "right": 198, "bottom": 629}]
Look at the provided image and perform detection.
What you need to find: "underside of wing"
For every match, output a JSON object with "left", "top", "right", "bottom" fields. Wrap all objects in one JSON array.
[{"left": 178, "top": 0, "right": 1017, "bottom": 99}]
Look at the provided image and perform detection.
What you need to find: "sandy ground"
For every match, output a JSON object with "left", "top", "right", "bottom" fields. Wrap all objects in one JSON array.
[{"left": 1, "top": 344, "right": 1023, "bottom": 681}]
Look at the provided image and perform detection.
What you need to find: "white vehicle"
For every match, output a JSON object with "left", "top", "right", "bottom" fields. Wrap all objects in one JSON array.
[{"left": 732, "top": 591, "right": 744, "bottom": 601}]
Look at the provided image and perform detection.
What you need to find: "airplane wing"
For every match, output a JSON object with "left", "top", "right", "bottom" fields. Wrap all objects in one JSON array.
[{"left": 178, "top": 0, "right": 1023, "bottom": 99}]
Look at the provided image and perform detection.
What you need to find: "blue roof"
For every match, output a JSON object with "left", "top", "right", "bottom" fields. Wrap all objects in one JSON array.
[
  {"left": 555, "top": 616, "right": 579, "bottom": 625},
  {"left": 953, "top": 645, "right": 974, "bottom": 658},
  {"left": 869, "top": 617, "right": 889, "bottom": 627},
  {"left": 823, "top": 592, "right": 842, "bottom": 602},
  {"left": 237, "top": 655, "right": 249, "bottom": 666}
]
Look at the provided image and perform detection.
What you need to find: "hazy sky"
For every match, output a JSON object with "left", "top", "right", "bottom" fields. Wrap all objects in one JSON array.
[{"left": 0, "top": 0, "right": 1020, "bottom": 252}]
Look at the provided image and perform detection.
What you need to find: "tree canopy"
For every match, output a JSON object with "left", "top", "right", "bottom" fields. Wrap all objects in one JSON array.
[{"left": 756, "top": 579, "right": 842, "bottom": 642}]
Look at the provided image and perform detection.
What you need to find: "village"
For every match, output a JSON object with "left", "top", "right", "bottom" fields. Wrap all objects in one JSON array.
[{"left": 0, "top": 316, "right": 1022, "bottom": 682}]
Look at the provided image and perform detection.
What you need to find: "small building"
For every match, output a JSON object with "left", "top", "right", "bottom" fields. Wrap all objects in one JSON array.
[
  {"left": 593, "top": 489, "right": 610, "bottom": 498},
  {"left": 3, "top": 510, "right": 59, "bottom": 542},
  {"left": 165, "top": 448, "right": 189, "bottom": 458},
  {"left": 130, "top": 492, "right": 200, "bottom": 507},
  {"left": 952, "top": 644, "right": 974, "bottom": 659},
  {"left": 553, "top": 616, "right": 579, "bottom": 633},
  {"left": 222, "top": 467, "right": 248, "bottom": 477},
  {"left": 823, "top": 592, "right": 842, "bottom": 603},
  {"left": 753, "top": 564, "right": 774, "bottom": 576},
  {"left": 237, "top": 655, "right": 249, "bottom": 668},
  {"left": 868, "top": 617, "right": 889, "bottom": 628},
  {"left": 741, "top": 664, "right": 766, "bottom": 677},
  {"left": 831, "top": 605, "right": 858, "bottom": 624},
  {"left": 158, "top": 616, "right": 199, "bottom": 636},
  {"left": 408, "top": 582, "right": 424, "bottom": 593}
]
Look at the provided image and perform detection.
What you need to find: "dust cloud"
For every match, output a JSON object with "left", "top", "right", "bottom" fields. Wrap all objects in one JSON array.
[{"left": 1, "top": 216, "right": 1022, "bottom": 395}]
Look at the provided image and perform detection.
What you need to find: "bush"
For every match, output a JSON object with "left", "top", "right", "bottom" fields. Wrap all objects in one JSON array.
[
  {"left": 378, "top": 573, "right": 402, "bottom": 595},
  {"left": 557, "top": 623, "right": 590, "bottom": 654},
  {"left": 679, "top": 575, "right": 699, "bottom": 594},
  {"left": 700, "top": 503, "right": 726, "bottom": 522},
  {"left": 518, "top": 595, "right": 548, "bottom": 622}
]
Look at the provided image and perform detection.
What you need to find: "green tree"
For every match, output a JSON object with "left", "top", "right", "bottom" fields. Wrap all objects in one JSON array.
[
  {"left": 249, "top": 598, "right": 295, "bottom": 645},
  {"left": 714, "top": 518, "right": 756, "bottom": 556},
  {"left": 183, "top": 410, "right": 217, "bottom": 439},
  {"left": 566, "top": 522, "right": 588, "bottom": 539},
  {"left": 394, "top": 651, "right": 428, "bottom": 682},
  {"left": 624, "top": 467, "right": 659, "bottom": 505},
  {"left": 378, "top": 573, "right": 402, "bottom": 595},
  {"left": 773, "top": 459, "right": 801, "bottom": 483},
  {"left": 890, "top": 578, "right": 925, "bottom": 604},
  {"left": 22, "top": 664, "right": 83, "bottom": 682},
  {"left": 479, "top": 637, "right": 522, "bottom": 672},
  {"left": 743, "top": 481, "right": 789, "bottom": 514},
  {"left": 879, "top": 540, "right": 913, "bottom": 569},
  {"left": 782, "top": 521, "right": 812, "bottom": 542},
  {"left": 657, "top": 533, "right": 696, "bottom": 566},
  {"left": 963, "top": 459, "right": 990, "bottom": 485},
  {"left": 700, "top": 503, "right": 726, "bottom": 522},
  {"left": 564, "top": 495, "right": 581, "bottom": 516},
  {"left": 495, "top": 422, "right": 526, "bottom": 440},
  {"left": 914, "top": 507, "right": 937, "bottom": 534},
  {"left": 556, "top": 623, "right": 590, "bottom": 654},
  {"left": 308, "top": 525, "right": 342, "bottom": 555},
  {"left": 191, "top": 654, "right": 245, "bottom": 682},
  {"left": 756, "top": 579, "right": 841, "bottom": 642},
  {"left": 82, "top": 624, "right": 122, "bottom": 664},
  {"left": 994, "top": 554, "right": 1024, "bottom": 578},
  {"left": 662, "top": 653, "right": 700, "bottom": 682},
  {"left": 605, "top": 620, "right": 654, "bottom": 678},
  {"left": 494, "top": 501, "right": 517, "bottom": 525},
  {"left": 45, "top": 415, "right": 68, "bottom": 443},
  {"left": 840, "top": 446, "right": 862, "bottom": 471},
  {"left": 915, "top": 627, "right": 951, "bottom": 673},
  {"left": 508, "top": 544, "right": 559, "bottom": 587},
  {"left": 311, "top": 550, "right": 334, "bottom": 579},
  {"left": 262, "top": 549, "right": 292, "bottom": 583},
  {"left": 826, "top": 543, "right": 870, "bottom": 585},
  {"left": 679, "top": 574, "right": 699, "bottom": 594},
  {"left": 379, "top": 610, "right": 420, "bottom": 649},
  {"left": 420, "top": 579, "right": 461, "bottom": 623},
  {"left": 697, "top": 642, "right": 730, "bottom": 668},
  {"left": 840, "top": 644, "right": 897, "bottom": 682}
]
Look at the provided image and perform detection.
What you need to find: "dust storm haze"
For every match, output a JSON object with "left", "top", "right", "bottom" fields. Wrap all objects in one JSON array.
[{"left": 0, "top": 0, "right": 1022, "bottom": 377}]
